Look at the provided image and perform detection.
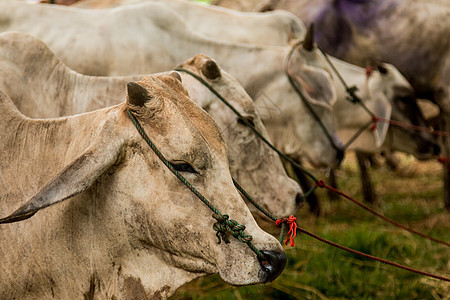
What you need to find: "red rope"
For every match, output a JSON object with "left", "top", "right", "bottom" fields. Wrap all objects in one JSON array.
[
  {"left": 296, "top": 225, "right": 450, "bottom": 281},
  {"left": 373, "top": 117, "right": 450, "bottom": 138},
  {"left": 276, "top": 215, "right": 297, "bottom": 246},
  {"left": 370, "top": 116, "right": 380, "bottom": 132},
  {"left": 437, "top": 156, "right": 450, "bottom": 172},
  {"left": 313, "top": 180, "right": 450, "bottom": 247}
]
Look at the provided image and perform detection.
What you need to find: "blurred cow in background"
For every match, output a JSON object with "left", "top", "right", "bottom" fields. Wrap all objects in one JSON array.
[
  {"left": 0, "top": 2, "right": 345, "bottom": 203},
  {"left": 0, "top": 31, "right": 303, "bottom": 220},
  {"left": 229, "top": 0, "right": 450, "bottom": 208}
]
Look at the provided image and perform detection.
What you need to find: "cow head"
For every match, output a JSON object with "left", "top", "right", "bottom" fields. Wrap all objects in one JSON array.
[
  {"left": 177, "top": 54, "right": 303, "bottom": 219},
  {"left": 369, "top": 64, "right": 440, "bottom": 159},
  {"left": 331, "top": 59, "right": 392, "bottom": 150},
  {"left": 267, "top": 24, "right": 343, "bottom": 169},
  {"left": 0, "top": 75, "right": 286, "bottom": 297}
]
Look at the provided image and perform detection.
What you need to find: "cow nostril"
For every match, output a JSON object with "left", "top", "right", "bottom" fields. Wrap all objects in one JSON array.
[
  {"left": 258, "top": 250, "right": 287, "bottom": 283},
  {"left": 336, "top": 147, "right": 345, "bottom": 166},
  {"left": 433, "top": 143, "right": 441, "bottom": 156}
]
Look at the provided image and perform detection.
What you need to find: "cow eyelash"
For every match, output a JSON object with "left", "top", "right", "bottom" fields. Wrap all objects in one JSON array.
[
  {"left": 172, "top": 162, "right": 198, "bottom": 174},
  {"left": 237, "top": 117, "right": 256, "bottom": 127}
]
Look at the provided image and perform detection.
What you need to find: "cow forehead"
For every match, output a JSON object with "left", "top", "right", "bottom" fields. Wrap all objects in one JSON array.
[{"left": 139, "top": 75, "right": 227, "bottom": 156}]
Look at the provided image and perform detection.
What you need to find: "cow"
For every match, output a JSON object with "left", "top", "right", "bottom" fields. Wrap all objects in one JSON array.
[
  {"left": 0, "top": 31, "right": 302, "bottom": 219},
  {"left": 0, "top": 74, "right": 286, "bottom": 299},
  {"left": 331, "top": 60, "right": 440, "bottom": 202},
  {"left": 67, "top": 0, "right": 306, "bottom": 46},
  {"left": 175, "top": 7, "right": 440, "bottom": 203},
  {"left": 251, "top": 0, "right": 450, "bottom": 208},
  {"left": 0, "top": 1, "right": 344, "bottom": 170},
  {"left": 331, "top": 61, "right": 440, "bottom": 159}
]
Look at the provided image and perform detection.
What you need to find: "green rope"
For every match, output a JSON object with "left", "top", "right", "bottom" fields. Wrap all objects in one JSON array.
[
  {"left": 126, "top": 108, "right": 266, "bottom": 260},
  {"left": 233, "top": 179, "right": 278, "bottom": 221}
]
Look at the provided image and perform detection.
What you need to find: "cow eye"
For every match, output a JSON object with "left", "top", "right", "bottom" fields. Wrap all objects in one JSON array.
[
  {"left": 172, "top": 162, "right": 198, "bottom": 174},
  {"left": 237, "top": 117, "right": 256, "bottom": 127}
]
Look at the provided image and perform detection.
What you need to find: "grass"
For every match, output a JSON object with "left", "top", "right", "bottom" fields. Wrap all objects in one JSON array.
[{"left": 170, "top": 153, "right": 449, "bottom": 299}]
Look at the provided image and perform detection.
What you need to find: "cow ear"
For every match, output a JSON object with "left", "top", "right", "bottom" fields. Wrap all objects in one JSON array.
[
  {"left": 289, "top": 65, "right": 336, "bottom": 109},
  {"left": 127, "top": 82, "right": 152, "bottom": 107},
  {"left": 169, "top": 71, "right": 182, "bottom": 82},
  {"left": 202, "top": 59, "right": 221, "bottom": 80},
  {"left": 0, "top": 127, "right": 124, "bottom": 224},
  {"left": 369, "top": 93, "right": 392, "bottom": 147}
]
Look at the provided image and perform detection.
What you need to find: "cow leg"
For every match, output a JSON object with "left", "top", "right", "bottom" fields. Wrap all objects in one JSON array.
[
  {"left": 355, "top": 151, "right": 377, "bottom": 204},
  {"left": 383, "top": 151, "right": 401, "bottom": 171},
  {"left": 440, "top": 116, "right": 450, "bottom": 210},
  {"left": 291, "top": 161, "right": 321, "bottom": 216},
  {"left": 327, "top": 168, "right": 339, "bottom": 201}
]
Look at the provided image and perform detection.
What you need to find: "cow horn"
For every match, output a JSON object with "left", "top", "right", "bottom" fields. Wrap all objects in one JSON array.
[
  {"left": 169, "top": 71, "right": 182, "bottom": 82},
  {"left": 202, "top": 59, "right": 221, "bottom": 80},
  {"left": 127, "top": 82, "right": 152, "bottom": 107},
  {"left": 303, "top": 23, "right": 315, "bottom": 51}
]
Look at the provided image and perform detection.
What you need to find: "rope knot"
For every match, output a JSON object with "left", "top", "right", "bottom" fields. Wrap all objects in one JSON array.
[
  {"left": 370, "top": 116, "right": 380, "bottom": 132},
  {"left": 212, "top": 213, "right": 253, "bottom": 244},
  {"left": 275, "top": 215, "right": 297, "bottom": 247},
  {"left": 314, "top": 179, "right": 326, "bottom": 188}
]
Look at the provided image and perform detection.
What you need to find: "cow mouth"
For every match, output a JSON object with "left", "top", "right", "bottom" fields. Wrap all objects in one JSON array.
[{"left": 415, "top": 142, "right": 441, "bottom": 160}]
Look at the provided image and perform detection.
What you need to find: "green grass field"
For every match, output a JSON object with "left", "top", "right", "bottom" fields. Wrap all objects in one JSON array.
[{"left": 171, "top": 153, "right": 450, "bottom": 299}]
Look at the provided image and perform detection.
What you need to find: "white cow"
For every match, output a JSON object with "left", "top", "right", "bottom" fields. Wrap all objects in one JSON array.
[
  {"left": 331, "top": 60, "right": 440, "bottom": 159},
  {"left": 171, "top": 9, "right": 439, "bottom": 160},
  {"left": 254, "top": 0, "right": 450, "bottom": 207},
  {"left": 0, "top": 1, "right": 343, "bottom": 169},
  {"left": 0, "top": 31, "right": 302, "bottom": 218},
  {"left": 0, "top": 74, "right": 286, "bottom": 299},
  {"left": 69, "top": 0, "right": 306, "bottom": 46}
]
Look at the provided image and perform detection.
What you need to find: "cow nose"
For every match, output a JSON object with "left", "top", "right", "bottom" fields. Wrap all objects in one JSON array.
[
  {"left": 336, "top": 147, "right": 345, "bottom": 166},
  {"left": 433, "top": 143, "right": 441, "bottom": 156},
  {"left": 258, "top": 250, "right": 287, "bottom": 283}
]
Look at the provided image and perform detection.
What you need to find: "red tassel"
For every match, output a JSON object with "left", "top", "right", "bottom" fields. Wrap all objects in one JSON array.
[{"left": 276, "top": 215, "right": 297, "bottom": 247}]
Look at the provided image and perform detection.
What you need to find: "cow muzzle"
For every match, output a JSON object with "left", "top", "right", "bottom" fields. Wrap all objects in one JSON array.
[
  {"left": 258, "top": 250, "right": 287, "bottom": 283},
  {"left": 417, "top": 140, "right": 441, "bottom": 159}
]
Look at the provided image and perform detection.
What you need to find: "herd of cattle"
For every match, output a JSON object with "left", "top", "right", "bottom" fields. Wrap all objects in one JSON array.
[{"left": 0, "top": 0, "right": 448, "bottom": 298}]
